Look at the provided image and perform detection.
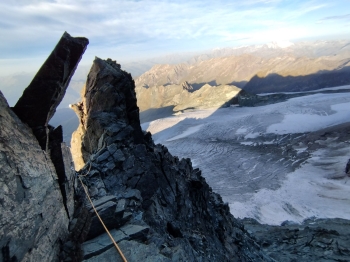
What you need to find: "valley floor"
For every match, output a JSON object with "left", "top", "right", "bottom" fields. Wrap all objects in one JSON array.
[{"left": 142, "top": 87, "right": 350, "bottom": 225}]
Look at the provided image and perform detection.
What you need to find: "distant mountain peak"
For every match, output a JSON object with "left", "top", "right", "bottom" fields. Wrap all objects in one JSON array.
[{"left": 266, "top": 40, "right": 294, "bottom": 49}]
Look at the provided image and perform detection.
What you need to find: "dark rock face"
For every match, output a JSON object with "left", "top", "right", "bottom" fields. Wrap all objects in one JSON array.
[
  {"left": 0, "top": 32, "right": 86, "bottom": 262},
  {"left": 12, "top": 31, "right": 88, "bottom": 218},
  {"left": 71, "top": 58, "right": 272, "bottom": 261},
  {"left": 13, "top": 31, "right": 88, "bottom": 131},
  {"left": 0, "top": 91, "right": 74, "bottom": 262},
  {"left": 12, "top": 31, "right": 88, "bottom": 164},
  {"left": 71, "top": 58, "right": 143, "bottom": 170},
  {"left": 242, "top": 217, "right": 350, "bottom": 261},
  {"left": 346, "top": 159, "right": 350, "bottom": 174},
  {"left": 181, "top": 81, "right": 193, "bottom": 91}
]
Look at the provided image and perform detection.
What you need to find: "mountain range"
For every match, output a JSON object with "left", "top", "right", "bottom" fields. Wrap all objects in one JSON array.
[
  {"left": 135, "top": 40, "right": 350, "bottom": 113},
  {"left": 48, "top": 39, "right": 350, "bottom": 144}
]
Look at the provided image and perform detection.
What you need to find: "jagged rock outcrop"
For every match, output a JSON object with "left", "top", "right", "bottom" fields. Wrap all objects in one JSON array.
[
  {"left": 13, "top": 31, "right": 88, "bottom": 150},
  {"left": 12, "top": 31, "right": 88, "bottom": 219},
  {"left": 70, "top": 58, "right": 272, "bottom": 261},
  {"left": 0, "top": 90, "right": 74, "bottom": 262},
  {"left": 181, "top": 81, "right": 193, "bottom": 91},
  {"left": 0, "top": 32, "right": 86, "bottom": 262}
]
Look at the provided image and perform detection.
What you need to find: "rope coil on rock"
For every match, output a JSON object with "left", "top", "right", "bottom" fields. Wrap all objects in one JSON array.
[{"left": 78, "top": 175, "right": 128, "bottom": 262}]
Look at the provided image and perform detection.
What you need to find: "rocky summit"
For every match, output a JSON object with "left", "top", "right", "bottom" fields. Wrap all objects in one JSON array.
[{"left": 70, "top": 57, "right": 271, "bottom": 261}]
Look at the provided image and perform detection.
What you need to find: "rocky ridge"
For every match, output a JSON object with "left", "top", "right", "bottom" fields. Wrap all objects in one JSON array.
[
  {"left": 136, "top": 82, "right": 242, "bottom": 112},
  {"left": 135, "top": 51, "right": 350, "bottom": 113},
  {"left": 135, "top": 55, "right": 350, "bottom": 90},
  {"left": 2, "top": 32, "right": 350, "bottom": 262},
  {"left": 70, "top": 56, "right": 350, "bottom": 262},
  {"left": 70, "top": 57, "right": 273, "bottom": 261}
]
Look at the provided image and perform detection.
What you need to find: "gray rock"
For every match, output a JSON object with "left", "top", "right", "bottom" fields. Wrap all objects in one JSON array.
[
  {"left": 86, "top": 195, "right": 117, "bottom": 210},
  {"left": 69, "top": 218, "right": 78, "bottom": 232},
  {"left": 13, "top": 31, "right": 89, "bottom": 129},
  {"left": 106, "top": 160, "right": 116, "bottom": 170},
  {"left": 113, "top": 149, "right": 125, "bottom": 162},
  {"left": 0, "top": 31, "right": 86, "bottom": 262},
  {"left": 133, "top": 144, "right": 147, "bottom": 158},
  {"left": 0, "top": 91, "right": 71, "bottom": 261},
  {"left": 241, "top": 217, "right": 350, "bottom": 262},
  {"left": 122, "top": 212, "right": 133, "bottom": 223},
  {"left": 123, "top": 189, "right": 142, "bottom": 201},
  {"left": 71, "top": 57, "right": 144, "bottom": 169},
  {"left": 96, "top": 150, "right": 110, "bottom": 163},
  {"left": 119, "top": 224, "right": 149, "bottom": 241},
  {"left": 89, "top": 187, "right": 99, "bottom": 197},
  {"left": 83, "top": 240, "right": 170, "bottom": 262},
  {"left": 107, "top": 143, "right": 118, "bottom": 155},
  {"left": 114, "top": 126, "right": 134, "bottom": 141},
  {"left": 123, "top": 155, "right": 135, "bottom": 170},
  {"left": 115, "top": 199, "right": 126, "bottom": 215},
  {"left": 82, "top": 229, "right": 128, "bottom": 259},
  {"left": 87, "top": 201, "right": 118, "bottom": 239},
  {"left": 106, "top": 123, "right": 124, "bottom": 136},
  {"left": 133, "top": 211, "right": 143, "bottom": 221}
]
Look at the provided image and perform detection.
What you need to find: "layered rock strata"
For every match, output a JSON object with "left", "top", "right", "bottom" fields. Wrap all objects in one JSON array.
[
  {"left": 0, "top": 91, "right": 74, "bottom": 261},
  {"left": 70, "top": 58, "right": 272, "bottom": 261}
]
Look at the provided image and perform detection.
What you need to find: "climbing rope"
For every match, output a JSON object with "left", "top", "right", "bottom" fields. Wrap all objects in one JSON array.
[
  {"left": 78, "top": 175, "right": 128, "bottom": 262},
  {"left": 73, "top": 98, "right": 127, "bottom": 261}
]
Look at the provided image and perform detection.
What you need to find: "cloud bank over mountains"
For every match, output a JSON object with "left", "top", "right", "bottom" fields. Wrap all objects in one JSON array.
[{"left": 0, "top": 0, "right": 349, "bottom": 75}]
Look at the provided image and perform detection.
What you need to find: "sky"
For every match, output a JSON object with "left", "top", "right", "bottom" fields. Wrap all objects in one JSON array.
[{"left": 0, "top": 0, "right": 349, "bottom": 105}]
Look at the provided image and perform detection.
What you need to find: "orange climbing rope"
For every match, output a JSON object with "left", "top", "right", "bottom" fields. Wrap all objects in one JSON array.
[
  {"left": 78, "top": 175, "right": 128, "bottom": 262},
  {"left": 74, "top": 103, "right": 127, "bottom": 261}
]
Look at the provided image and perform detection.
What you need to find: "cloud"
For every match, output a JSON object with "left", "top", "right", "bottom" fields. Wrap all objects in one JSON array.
[
  {"left": 0, "top": 1, "right": 278, "bottom": 59},
  {"left": 319, "top": 13, "right": 350, "bottom": 21},
  {"left": 0, "top": 0, "right": 349, "bottom": 75}
]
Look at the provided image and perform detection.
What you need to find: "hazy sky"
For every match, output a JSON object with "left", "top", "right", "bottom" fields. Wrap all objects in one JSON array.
[{"left": 0, "top": 0, "right": 349, "bottom": 76}]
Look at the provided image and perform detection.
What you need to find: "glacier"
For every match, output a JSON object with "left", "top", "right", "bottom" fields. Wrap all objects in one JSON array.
[{"left": 142, "top": 87, "right": 350, "bottom": 225}]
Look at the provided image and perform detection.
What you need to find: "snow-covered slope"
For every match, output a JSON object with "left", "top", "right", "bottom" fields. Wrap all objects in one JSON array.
[{"left": 143, "top": 86, "right": 350, "bottom": 225}]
